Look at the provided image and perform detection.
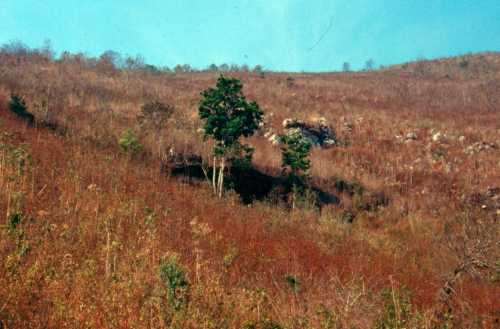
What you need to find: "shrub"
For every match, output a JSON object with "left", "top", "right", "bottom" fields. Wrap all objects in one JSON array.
[
  {"left": 118, "top": 129, "right": 142, "bottom": 154},
  {"left": 159, "top": 255, "right": 190, "bottom": 311},
  {"left": 279, "top": 132, "right": 312, "bottom": 179},
  {"left": 375, "top": 287, "right": 412, "bottom": 329},
  {"left": 8, "top": 212, "right": 22, "bottom": 231},
  {"left": 8, "top": 94, "right": 34, "bottom": 125},
  {"left": 137, "top": 100, "right": 174, "bottom": 158}
]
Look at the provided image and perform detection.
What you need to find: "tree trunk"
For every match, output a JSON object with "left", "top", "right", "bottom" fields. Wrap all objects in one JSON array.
[
  {"left": 218, "top": 157, "right": 225, "bottom": 198},
  {"left": 212, "top": 156, "right": 217, "bottom": 194}
]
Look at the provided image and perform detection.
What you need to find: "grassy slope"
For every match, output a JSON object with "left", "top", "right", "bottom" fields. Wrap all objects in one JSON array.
[{"left": 0, "top": 52, "right": 499, "bottom": 328}]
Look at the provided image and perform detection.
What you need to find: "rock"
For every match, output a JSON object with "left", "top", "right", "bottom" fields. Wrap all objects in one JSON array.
[
  {"left": 281, "top": 118, "right": 338, "bottom": 148},
  {"left": 323, "top": 139, "right": 337, "bottom": 147},
  {"left": 432, "top": 132, "right": 446, "bottom": 143},
  {"left": 458, "top": 135, "right": 466, "bottom": 143},
  {"left": 405, "top": 132, "right": 418, "bottom": 140}
]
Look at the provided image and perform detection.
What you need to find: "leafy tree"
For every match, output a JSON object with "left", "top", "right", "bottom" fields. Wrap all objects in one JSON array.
[
  {"left": 137, "top": 100, "right": 174, "bottom": 158},
  {"left": 199, "top": 75, "right": 263, "bottom": 197},
  {"left": 253, "top": 65, "right": 265, "bottom": 78},
  {"left": 364, "top": 58, "right": 375, "bottom": 71},
  {"left": 218, "top": 63, "right": 230, "bottom": 72},
  {"left": 207, "top": 63, "right": 218, "bottom": 71}
]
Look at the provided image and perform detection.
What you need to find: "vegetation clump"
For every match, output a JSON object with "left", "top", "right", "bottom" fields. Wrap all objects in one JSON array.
[
  {"left": 8, "top": 94, "right": 34, "bottom": 125},
  {"left": 118, "top": 129, "right": 143, "bottom": 155},
  {"left": 159, "top": 255, "right": 190, "bottom": 311},
  {"left": 279, "top": 131, "right": 314, "bottom": 208},
  {"left": 137, "top": 100, "right": 174, "bottom": 158},
  {"left": 199, "top": 74, "right": 263, "bottom": 197}
]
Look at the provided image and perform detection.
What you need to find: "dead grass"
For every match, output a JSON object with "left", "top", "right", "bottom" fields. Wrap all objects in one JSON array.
[{"left": 0, "top": 51, "right": 499, "bottom": 328}]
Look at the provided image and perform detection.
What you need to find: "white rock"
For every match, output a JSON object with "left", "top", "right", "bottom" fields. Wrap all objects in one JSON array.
[{"left": 405, "top": 132, "right": 418, "bottom": 140}]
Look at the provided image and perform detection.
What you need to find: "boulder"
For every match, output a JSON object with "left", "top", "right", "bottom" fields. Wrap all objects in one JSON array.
[{"left": 281, "top": 118, "right": 338, "bottom": 148}]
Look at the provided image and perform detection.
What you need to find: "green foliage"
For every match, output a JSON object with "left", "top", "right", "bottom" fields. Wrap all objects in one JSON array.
[
  {"left": 279, "top": 132, "right": 314, "bottom": 209},
  {"left": 242, "top": 319, "right": 283, "bottom": 329},
  {"left": 8, "top": 94, "right": 35, "bottom": 125},
  {"left": 228, "top": 143, "right": 254, "bottom": 171},
  {"left": 285, "top": 274, "right": 300, "bottom": 293},
  {"left": 8, "top": 212, "right": 22, "bottom": 231},
  {"left": 159, "top": 255, "right": 190, "bottom": 311},
  {"left": 279, "top": 132, "right": 312, "bottom": 177},
  {"left": 291, "top": 185, "right": 318, "bottom": 210},
  {"left": 0, "top": 143, "right": 32, "bottom": 178},
  {"left": 375, "top": 287, "right": 412, "bottom": 329},
  {"left": 315, "top": 305, "right": 340, "bottom": 329},
  {"left": 118, "top": 129, "right": 142, "bottom": 154},
  {"left": 199, "top": 75, "right": 263, "bottom": 156}
]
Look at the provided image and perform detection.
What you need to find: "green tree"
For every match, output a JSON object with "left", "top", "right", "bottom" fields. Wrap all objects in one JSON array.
[
  {"left": 342, "top": 61, "right": 351, "bottom": 72},
  {"left": 199, "top": 75, "right": 263, "bottom": 197}
]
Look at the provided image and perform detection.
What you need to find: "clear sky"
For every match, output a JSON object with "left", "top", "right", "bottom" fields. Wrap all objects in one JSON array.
[{"left": 1, "top": 0, "right": 499, "bottom": 72}]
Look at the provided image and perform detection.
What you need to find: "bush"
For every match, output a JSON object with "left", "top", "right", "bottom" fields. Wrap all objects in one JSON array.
[
  {"left": 7, "top": 212, "right": 22, "bottom": 231},
  {"left": 279, "top": 132, "right": 313, "bottom": 208},
  {"left": 279, "top": 132, "right": 312, "bottom": 178},
  {"left": 8, "top": 94, "right": 34, "bottom": 125},
  {"left": 137, "top": 100, "right": 174, "bottom": 131},
  {"left": 118, "top": 129, "right": 142, "bottom": 154},
  {"left": 375, "top": 287, "right": 413, "bottom": 329},
  {"left": 159, "top": 255, "right": 190, "bottom": 311}
]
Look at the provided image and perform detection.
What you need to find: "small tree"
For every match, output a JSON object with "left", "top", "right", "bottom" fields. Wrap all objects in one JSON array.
[
  {"left": 137, "top": 100, "right": 174, "bottom": 159},
  {"left": 279, "top": 132, "right": 312, "bottom": 208},
  {"left": 364, "top": 58, "right": 375, "bottom": 71},
  {"left": 199, "top": 75, "right": 263, "bottom": 197},
  {"left": 342, "top": 62, "right": 351, "bottom": 72}
]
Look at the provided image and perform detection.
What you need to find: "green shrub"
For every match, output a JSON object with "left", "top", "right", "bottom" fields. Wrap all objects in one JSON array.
[
  {"left": 375, "top": 287, "right": 412, "bottom": 329},
  {"left": 8, "top": 212, "right": 22, "bottom": 231},
  {"left": 285, "top": 274, "right": 300, "bottom": 293},
  {"left": 159, "top": 255, "right": 190, "bottom": 311},
  {"left": 8, "top": 94, "right": 35, "bottom": 125},
  {"left": 118, "top": 129, "right": 142, "bottom": 154},
  {"left": 279, "top": 132, "right": 312, "bottom": 179}
]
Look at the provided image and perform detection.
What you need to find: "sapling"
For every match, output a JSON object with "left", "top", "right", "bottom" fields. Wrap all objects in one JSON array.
[{"left": 198, "top": 75, "right": 263, "bottom": 197}]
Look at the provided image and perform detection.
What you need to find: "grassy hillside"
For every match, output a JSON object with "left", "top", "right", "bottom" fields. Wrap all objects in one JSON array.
[{"left": 0, "top": 49, "right": 499, "bottom": 328}]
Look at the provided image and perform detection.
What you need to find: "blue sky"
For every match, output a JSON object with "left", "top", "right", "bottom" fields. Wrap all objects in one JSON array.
[{"left": 0, "top": 0, "right": 499, "bottom": 72}]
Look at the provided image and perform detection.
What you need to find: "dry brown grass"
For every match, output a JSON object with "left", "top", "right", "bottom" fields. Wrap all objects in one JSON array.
[{"left": 0, "top": 50, "right": 499, "bottom": 328}]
